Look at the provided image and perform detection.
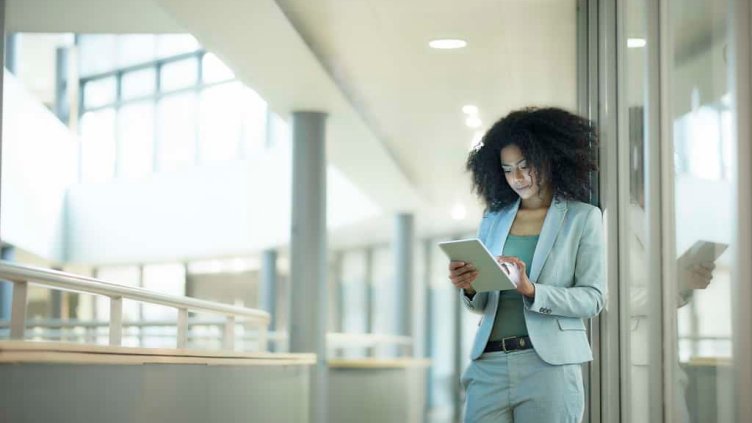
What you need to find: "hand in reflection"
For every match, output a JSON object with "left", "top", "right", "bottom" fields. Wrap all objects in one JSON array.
[{"left": 682, "top": 262, "right": 715, "bottom": 290}]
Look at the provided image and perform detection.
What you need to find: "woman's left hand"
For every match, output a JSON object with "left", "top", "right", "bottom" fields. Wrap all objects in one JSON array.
[{"left": 496, "top": 256, "right": 536, "bottom": 298}]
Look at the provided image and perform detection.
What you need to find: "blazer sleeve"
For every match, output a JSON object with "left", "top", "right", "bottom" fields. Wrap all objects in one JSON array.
[
  {"left": 460, "top": 212, "right": 492, "bottom": 314},
  {"left": 524, "top": 207, "right": 606, "bottom": 318},
  {"left": 461, "top": 290, "right": 489, "bottom": 314}
]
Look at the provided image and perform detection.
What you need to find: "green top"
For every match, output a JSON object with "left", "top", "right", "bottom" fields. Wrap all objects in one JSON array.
[{"left": 489, "top": 234, "right": 539, "bottom": 341}]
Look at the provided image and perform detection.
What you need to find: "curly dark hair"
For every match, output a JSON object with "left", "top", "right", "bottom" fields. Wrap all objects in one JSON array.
[{"left": 466, "top": 107, "right": 598, "bottom": 212}]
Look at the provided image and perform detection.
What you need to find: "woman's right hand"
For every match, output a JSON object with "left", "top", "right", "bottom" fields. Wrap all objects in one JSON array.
[{"left": 449, "top": 261, "right": 478, "bottom": 295}]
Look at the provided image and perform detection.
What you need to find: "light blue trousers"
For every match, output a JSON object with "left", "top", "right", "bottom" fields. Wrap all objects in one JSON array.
[{"left": 461, "top": 349, "right": 584, "bottom": 423}]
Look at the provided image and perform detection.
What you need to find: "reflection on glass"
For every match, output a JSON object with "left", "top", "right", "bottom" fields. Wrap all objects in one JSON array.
[
  {"left": 160, "top": 58, "right": 199, "bottom": 92},
  {"left": 83, "top": 77, "right": 117, "bottom": 109},
  {"left": 80, "top": 108, "right": 117, "bottom": 183},
  {"left": 202, "top": 52, "right": 235, "bottom": 84},
  {"left": 157, "top": 92, "right": 197, "bottom": 171},
  {"left": 199, "top": 82, "right": 243, "bottom": 162},
  {"left": 121, "top": 68, "right": 157, "bottom": 100},
  {"left": 670, "top": 1, "right": 734, "bottom": 422},
  {"left": 622, "top": 1, "right": 654, "bottom": 421},
  {"left": 626, "top": 107, "right": 653, "bottom": 423},
  {"left": 118, "top": 102, "right": 155, "bottom": 178}
]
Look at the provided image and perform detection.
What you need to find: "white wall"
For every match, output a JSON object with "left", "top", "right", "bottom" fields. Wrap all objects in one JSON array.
[
  {"left": 66, "top": 146, "right": 380, "bottom": 265},
  {"left": 1, "top": 70, "right": 78, "bottom": 262},
  {"left": 67, "top": 151, "right": 290, "bottom": 264}
]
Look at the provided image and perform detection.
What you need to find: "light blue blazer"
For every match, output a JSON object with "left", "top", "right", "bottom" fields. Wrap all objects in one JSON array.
[{"left": 462, "top": 198, "right": 605, "bottom": 365}]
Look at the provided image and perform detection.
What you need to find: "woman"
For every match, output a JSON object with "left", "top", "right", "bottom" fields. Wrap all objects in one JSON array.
[{"left": 449, "top": 107, "right": 605, "bottom": 423}]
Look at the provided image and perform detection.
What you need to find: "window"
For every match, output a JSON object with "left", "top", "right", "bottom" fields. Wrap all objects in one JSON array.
[
  {"left": 118, "top": 102, "right": 155, "bottom": 178},
  {"left": 156, "top": 34, "right": 200, "bottom": 59},
  {"left": 116, "top": 34, "right": 158, "bottom": 68},
  {"left": 202, "top": 52, "right": 235, "bottom": 84},
  {"left": 80, "top": 108, "right": 116, "bottom": 183},
  {"left": 121, "top": 68, "right": 157, "bottom": 100},
  {"left": 157, "top": 92, "right": 198, "bottom": 171},
  {"left": 82, "top": 76, "right": 117, "bottom": 109},
  {"left": 75, "top": 34, "right": 272, "bottom": 184},
  {"left": 199, "top": 82, "right": 243, "bottom": 162},
  {"left": 241, "top": 87, "right": 268, "bottom": 156},
  {"left": 160, "top": 58, "right": 199, "bottom": 92}
]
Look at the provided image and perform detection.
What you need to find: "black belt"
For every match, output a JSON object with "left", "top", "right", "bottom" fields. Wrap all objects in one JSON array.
[{"left": 484, "top": 335, "right": 533, "bottom": 353}]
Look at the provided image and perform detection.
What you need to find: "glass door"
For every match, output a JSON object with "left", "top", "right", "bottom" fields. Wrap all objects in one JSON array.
[
  {"left": 617, "top": 0, "right": 745, "bottom": 421},
  {"left": 664, "top": 1, "right": 737, "bottom": 421}
]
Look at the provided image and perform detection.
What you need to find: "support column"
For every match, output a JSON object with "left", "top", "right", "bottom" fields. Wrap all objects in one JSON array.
[
  {"left": 4, "top": 32, "right": 16, "bottom": 75},
  {"left": 332, "top": 251, "right": 344, "bottom": 333},
  {"left": 0, "top": 0, "right": 7, "bottom": 322},
  {"left": 50, "top": 291, "right": 63, "bottom": 319},
  {"left": 260, "top": 249, "right": 278, "bottom": 350},
  {"left": 364, "top": 247, "right": 375, "bottom": 357},
  {"left": 0, "top": 246, "right": 14, "bottom": 321},
  {"left": 423, "top": 239, "right": 435, "bottom": 414},
  {"left": 364, "top": 249, "right": 374, "bottom": 332},
  {"left": 394, "top": 213, "right": 415, "bottom": 356},
  {"left": 289, "top": 111, "right": 328, "bottom": 423},
  {"left": 54, "top": 47, "right": 69, "bottom": 121}
]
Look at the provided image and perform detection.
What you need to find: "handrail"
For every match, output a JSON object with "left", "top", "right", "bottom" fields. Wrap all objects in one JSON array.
[
  {"left": 0, "top": 261, "right": 270, "bottom": 351},
  {"left": 0, "top": 262, "right": 268, "bottom": 319},
  {"left": 0, "top": 318, "right": 262, "bottom": 329}
]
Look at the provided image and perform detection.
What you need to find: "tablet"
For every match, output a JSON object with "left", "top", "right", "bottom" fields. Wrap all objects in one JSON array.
[
  {"left": 438, "top": 238, "right": 517, "bottom": 292},
  {"left": 678, "top": 240, "right": 728, "bottom": 268}
]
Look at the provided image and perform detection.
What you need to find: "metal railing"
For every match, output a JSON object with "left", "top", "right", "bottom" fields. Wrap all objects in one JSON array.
[{"left": 0, "top": 261, "right": 270, "bottom": 351}]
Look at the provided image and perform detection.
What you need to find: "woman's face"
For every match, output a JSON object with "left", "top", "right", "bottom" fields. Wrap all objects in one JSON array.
[{"left": 500, "top": 144, "right": 542, "bottom": 200}]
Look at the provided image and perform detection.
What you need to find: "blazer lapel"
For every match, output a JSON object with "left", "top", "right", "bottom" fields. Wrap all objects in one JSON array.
[{"left": 529, "top": 198, "right": 567, "bottom": 283}]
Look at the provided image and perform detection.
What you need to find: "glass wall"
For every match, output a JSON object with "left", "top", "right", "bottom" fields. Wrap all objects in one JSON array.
[
  {"left": 667, "top": 1, "right": 735, "bottom": 421},
  {"left": 618, "top": 0, "right": 738, "bottom": 421}
]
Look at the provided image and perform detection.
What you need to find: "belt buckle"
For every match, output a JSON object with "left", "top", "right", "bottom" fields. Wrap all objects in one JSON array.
[{"left": 501, "top": 336, "right": 516, "bottom": 352}]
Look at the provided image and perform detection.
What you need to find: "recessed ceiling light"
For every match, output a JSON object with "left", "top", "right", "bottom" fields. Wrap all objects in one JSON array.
[
  {"left": 627, "top": 38, "right": 646, "bottom": 48},
  {"left": 451, "top": 203, "right": 467, "bottom": 221},
  {"left": 465, "top": 116, "right": 482, "bottom": 129},
  {"left": 462, "top": 105, "right": 479, "bottom": 115},
  {"left": 429, "top": 39, "right": 467, "bottom": 50}
]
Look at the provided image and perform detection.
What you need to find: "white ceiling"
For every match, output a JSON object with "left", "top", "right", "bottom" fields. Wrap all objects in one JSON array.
[
  {"left": 6, "top": 0, "right": 184, "bottom": 33},
  {"left": 7, "top": 0, "right": 578, "bottom": 247},
  {"left": 273, "top": 0, "right": 578, "bottom": 242}
]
